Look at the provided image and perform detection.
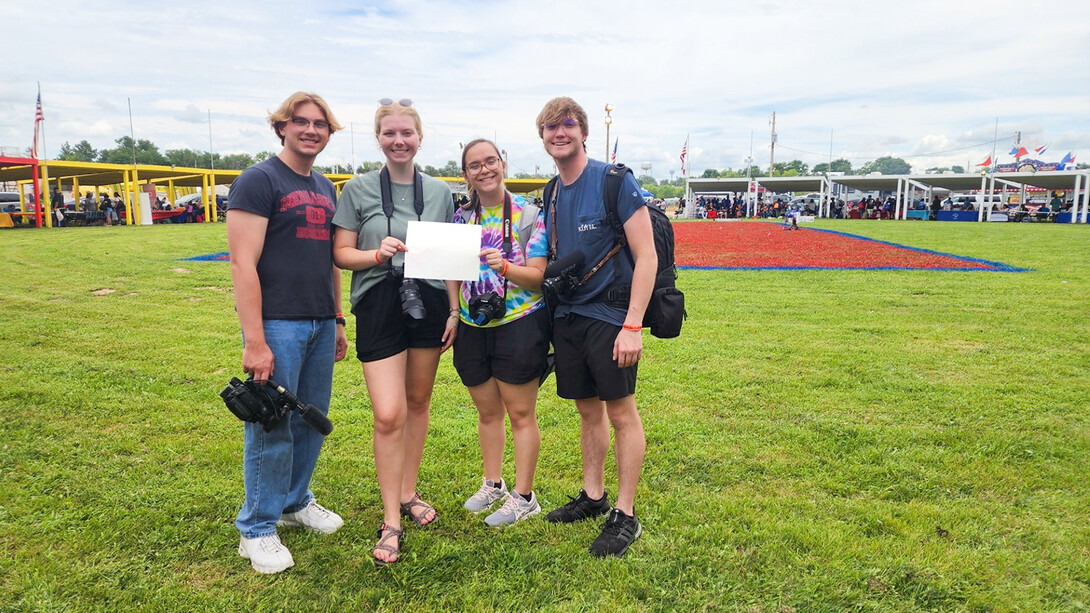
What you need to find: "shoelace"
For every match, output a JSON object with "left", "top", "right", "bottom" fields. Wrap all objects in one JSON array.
[
  {"left": 498, "top": 495, "right": 521, "bottom": 514},
  {"left": 601, "top": 513, "right": 631, "bottom": 537},
  {"left": 470, "top": 485, "right": 502, "bottom": 504},
  {"left": 260, "top": 535, "right": 286, "bottom": 553}
]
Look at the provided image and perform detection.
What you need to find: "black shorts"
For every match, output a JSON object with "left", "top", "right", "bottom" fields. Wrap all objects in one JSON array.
[
  {"left": 353, "top": 275, "right": 449, "bottom": 363},
  {"left": 553, "top": 313, "right": 637, "bottom": 401},
  {"left": 453, "top": 307, "right": 551, "bottom": 387}
]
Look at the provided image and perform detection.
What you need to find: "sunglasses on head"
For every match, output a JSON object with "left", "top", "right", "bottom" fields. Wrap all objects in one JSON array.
[
  {"left": 379, "top": 98, "right": 414, "bottom": 107},
  {"left": 542, "top": 118, "right": 579, "bottom": 131}
]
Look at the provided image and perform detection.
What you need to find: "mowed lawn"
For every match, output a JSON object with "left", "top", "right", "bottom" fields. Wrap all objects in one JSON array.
[{"left": 1, "top": 220, "right": 1087, "bottom": 612}]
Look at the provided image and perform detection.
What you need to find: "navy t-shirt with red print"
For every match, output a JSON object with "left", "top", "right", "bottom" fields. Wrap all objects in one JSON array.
[{"left": 228, "top": 156, "right": 338, "bottom": 320}]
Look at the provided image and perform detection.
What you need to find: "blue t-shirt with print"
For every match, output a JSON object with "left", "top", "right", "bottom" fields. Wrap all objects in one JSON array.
[{"left": 547, "top": 158, "right": 646, "bottom": 326}]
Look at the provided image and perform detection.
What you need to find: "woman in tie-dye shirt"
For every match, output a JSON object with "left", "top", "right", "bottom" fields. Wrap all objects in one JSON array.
[{"left": 452, "top": 138, "right": 550, "bottom": 527}]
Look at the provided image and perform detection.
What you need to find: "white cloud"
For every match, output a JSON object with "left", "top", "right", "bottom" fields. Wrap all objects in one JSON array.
[{"left": 3, "top": 0, "right": 1088, "bottom": 177}]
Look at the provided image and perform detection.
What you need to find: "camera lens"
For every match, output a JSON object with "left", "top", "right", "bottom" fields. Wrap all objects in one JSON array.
[{"left": 399, "top": 279, "right": 427, "bottom": 325}]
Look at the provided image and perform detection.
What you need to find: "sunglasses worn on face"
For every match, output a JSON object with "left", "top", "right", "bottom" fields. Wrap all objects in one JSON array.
[
  {"left": 290, "top": 116, "right": 331, "bottom": 131},
  {"left": 379, "top": 98, "right": 414, "bottom": 107},
  {"left": 542, "top": 118, "right": 579, "bottom": 132},
  {"left": 465, "top": 156, "right": 502, "bottom": 173}
]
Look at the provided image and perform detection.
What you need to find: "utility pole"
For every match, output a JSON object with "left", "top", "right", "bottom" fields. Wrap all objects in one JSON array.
[{"left": 769, "top": 111, "right": 777, "bottom": 176}]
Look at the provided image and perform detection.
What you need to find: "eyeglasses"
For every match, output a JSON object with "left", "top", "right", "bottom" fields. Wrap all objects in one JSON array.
[
  {"left": 379, "top": 98, "right": 414, "bottom": 107},
  {"left": 290, "top": 116, "right": 331, "bottom": 131},
  {"left": 542, "top": 118, "right": 579, "bottom": 132},
  {"left": 465, "top": 156, "right": 502, "bottom": 173}
]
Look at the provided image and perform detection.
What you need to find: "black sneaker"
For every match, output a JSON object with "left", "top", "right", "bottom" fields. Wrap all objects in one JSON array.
[
  {"left": 589, "top": 509, "right": 642, "bottom": 558},
  {"left": 545, "top": 489, "right": 611, "bottom": 523}
]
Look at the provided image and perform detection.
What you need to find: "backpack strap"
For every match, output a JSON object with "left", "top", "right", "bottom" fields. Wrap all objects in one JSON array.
[
  {"left": 518, "top": 201, "right": 539, "bottom": 256},
  {"left": 603, "top": 163, "right": 636, "bottom": 269}
]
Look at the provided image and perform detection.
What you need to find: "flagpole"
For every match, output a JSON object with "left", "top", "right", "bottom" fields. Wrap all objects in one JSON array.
[
  {"left": 38, "top": 82, "right": 48, "bottom": 160},
  {"left": 683, "top": 133, "right": 690, "bottom": 218},
  {"left": 983, "top": 117, "right": 999, "bottom": 221}
]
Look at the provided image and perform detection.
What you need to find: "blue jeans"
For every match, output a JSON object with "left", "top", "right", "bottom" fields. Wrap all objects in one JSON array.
[{"left": 235, "top": 318, "right": 335, "bottom": 538}]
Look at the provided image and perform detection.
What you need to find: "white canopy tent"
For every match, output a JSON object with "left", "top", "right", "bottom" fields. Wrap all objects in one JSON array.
[{"left": 684, "top": 170, "right": 1089, "bottom": 223}]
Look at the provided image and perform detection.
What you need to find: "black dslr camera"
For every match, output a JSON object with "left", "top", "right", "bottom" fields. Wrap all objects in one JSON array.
[
  {"left": 389, "top": 266, "right": 426, "bottom": 326},
  {"left": 219, "top": 377, "right": 334, "bottom": 435},
  {"left": 468, "top": 291, "right": 505, "bottom": 325},
  {"left": 541, "top": 250, "right": 585, "bottom": 305}
]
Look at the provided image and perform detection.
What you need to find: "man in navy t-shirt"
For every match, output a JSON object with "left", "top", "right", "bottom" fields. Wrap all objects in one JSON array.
[
  {"left": 536, "top": 97, "right": 657, "bottom": 558},
  {"left": 227, "top": 92, "right": 348, "bottom": 574}
]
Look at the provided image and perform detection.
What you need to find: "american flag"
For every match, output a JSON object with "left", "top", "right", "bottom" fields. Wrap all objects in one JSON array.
[
  {"left": 32, "top": 91, "right": 44, "bottom": 158},
  {"left": 680, "top": 138, "right": 688, "bottom": 176},
  {"left": 611, "top": 139, "right": 618, "bottom": 164}
]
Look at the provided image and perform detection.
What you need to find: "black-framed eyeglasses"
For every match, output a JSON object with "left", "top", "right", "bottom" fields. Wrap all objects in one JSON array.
[
  {"left": 465, "top": 157, "right": 502, "bottom": 173},
  {"left": 290, "top": 116, "right": 331, "bottom": 131},
  {"left": 379, "top": 98, "right": 414, "bottom": 107},
  {"left": 542, "top": 118, "right": 579, "bottom": 132}
]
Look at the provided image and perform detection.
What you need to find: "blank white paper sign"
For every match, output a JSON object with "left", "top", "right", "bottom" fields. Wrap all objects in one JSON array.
[{"left": 403, "top": 221, "right": 482, "bottom": 281}]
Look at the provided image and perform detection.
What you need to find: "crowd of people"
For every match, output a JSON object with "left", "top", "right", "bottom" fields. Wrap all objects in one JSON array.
[
  {"left": 226, "top": 92, "right": 653, "bottom": 573},
  {"left": 685, "top": 192, "right": 1079, "bottom": 221}
]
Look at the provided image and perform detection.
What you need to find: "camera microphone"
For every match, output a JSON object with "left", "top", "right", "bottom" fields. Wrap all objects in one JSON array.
[
  {"left": 545, "top": 250, "right": 585, "bottom": 278},
  {"left": 268, "top": 380, "right": 334, "bottom": 436},
  {"left": 296, "top": 402, "right": 334, "bottom": 436}
]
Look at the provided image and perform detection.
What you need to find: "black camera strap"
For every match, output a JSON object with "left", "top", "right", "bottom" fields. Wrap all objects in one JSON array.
[
  {"left": 469, "top": 191, "right": 512, "bottom": 302},
  {"left": 379, "top": 166, "right": 425, "bottom": 268}
]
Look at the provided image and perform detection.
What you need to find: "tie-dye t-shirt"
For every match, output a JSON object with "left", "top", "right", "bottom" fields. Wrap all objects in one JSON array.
[{"left": 454, "top": 193, "right": 547, "bottom": 328}]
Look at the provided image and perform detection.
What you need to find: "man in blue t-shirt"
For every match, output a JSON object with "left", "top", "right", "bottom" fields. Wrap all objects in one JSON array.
[
  {"left": 227, "top": 92, "right": 348, "bottom": 574},
  {"left": 536, "top": 97, "right": 657, "bottom": 558}
]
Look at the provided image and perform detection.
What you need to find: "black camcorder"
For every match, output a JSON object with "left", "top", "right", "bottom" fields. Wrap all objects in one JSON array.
[{"left": 219, "top": 377, "right": 334, "bottom": 435}]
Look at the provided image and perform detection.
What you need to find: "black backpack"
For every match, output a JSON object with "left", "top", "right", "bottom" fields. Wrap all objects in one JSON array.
[{"left": 543, "top": 164, "right": 685, "bottom": 338}]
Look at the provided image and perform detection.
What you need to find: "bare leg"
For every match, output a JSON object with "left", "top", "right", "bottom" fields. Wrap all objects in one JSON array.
[
  {"left": 400, "top": 347, "right": 441, "bottom": 523},
  {"left": 574, "top": 397, "right": 609, "bottom": 501},
  {"left": 466, "top": 379, "right": 505, "bottom": 483},
  {"left": 605, "top": 394, "right": 645, "bottom": 516},
  {"left": 496, "top": 379, "right": 541, "bottom": 496},
  {"left": 362, "top": 352, "right": 409, "bottom": 564}
]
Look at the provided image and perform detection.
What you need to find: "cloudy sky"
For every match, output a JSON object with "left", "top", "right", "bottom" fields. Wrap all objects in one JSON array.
[{"left": 3, "top": 0, "right": 1088, "bottom": 179}]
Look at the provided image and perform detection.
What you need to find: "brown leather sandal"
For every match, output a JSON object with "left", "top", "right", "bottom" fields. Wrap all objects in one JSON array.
[
  {"left": 399, "top": 492, "right": 438, "bottom": 527},
  {"left": 373, "top": 523, "right": 403, "bottom": 566}
]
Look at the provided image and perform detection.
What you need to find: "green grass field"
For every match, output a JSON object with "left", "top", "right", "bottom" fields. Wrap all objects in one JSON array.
[{"left": 1, "top": 220, "right": 1088, "bottom": 612}]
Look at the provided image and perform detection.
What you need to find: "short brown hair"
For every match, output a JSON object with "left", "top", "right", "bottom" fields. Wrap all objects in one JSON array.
[
  {"left": 268, "top": 92, "right": 342, "bottom": 145},
  {"left": 374, "top": 101, "right": 423, "bottom": 139},
  {"left": 535, "top": 97, "right": 588, "bottom": 140}
]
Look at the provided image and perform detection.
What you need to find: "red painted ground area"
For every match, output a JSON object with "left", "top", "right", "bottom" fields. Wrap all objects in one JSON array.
[{"left": 673, "top": 222, "right": 998, "bottom": 270}]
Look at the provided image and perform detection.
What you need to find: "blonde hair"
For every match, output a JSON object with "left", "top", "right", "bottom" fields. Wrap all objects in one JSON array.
[
  {"left": 268, "top": 92, "right": 342, "bottom": 145},
  {"left": 535, "top": 96, "right": 588, "bottom": 140},
  {"left": 374, "top": 102, "right": 423, "bottom": 138}
]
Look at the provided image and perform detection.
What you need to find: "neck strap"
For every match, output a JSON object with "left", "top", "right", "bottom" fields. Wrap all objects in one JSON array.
[{"left": 380, "top": 166, "right": 425, "bottom": 236}]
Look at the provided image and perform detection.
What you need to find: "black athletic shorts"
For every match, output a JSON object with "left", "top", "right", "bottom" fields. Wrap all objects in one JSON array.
[
  {"left": 553, "top": 313, "right": 637, "bottom": 401},
  {"left": 353, "top": 275, "right": 449, "bottom": 363},
  {"left": 453, "top": 307, "right": 551, "bottom": 387}
]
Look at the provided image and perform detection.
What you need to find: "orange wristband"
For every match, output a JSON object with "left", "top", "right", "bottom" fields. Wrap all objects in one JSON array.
[
  {"left": 374, "top": 250, "right": 383, "bottom": 264},
  {"left": 622, "top": 323, "right": 642, "bottom": 331},
  {"left": 501, "top": 260, "right": 510, "bottom": 276}
]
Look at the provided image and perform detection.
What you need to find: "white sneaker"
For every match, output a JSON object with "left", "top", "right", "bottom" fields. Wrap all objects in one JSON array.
[
  {"left": 277, "top": 500, "right": 344, "bottom": 534},
  {"left": 238, "top": 534, "right": 294, "bottom": 574},
  {"left": 485, "top": 491, "right": 541, "bottom": 527},
  {"left": 464, "top": 478, "right": 508, "bottom": 513}
]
